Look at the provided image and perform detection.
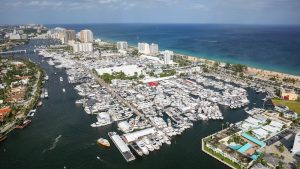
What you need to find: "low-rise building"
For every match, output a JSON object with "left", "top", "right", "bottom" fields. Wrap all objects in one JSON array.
[
  {"left": 123, "top": 127, "right": 156, "bottom": 143},
  {"left": 72, "top": 42, "right": 93, "bottom": 53},
  {"left": 281, "top": 89, "right": 299, "bottom": 100},
  {"left": 96, "top": 65, "right": 143, "bottom": 76}
]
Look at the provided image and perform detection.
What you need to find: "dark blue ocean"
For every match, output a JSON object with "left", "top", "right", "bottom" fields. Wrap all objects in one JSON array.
[{"left": 49, "top": 24, "right": 300, "bottom": 75}]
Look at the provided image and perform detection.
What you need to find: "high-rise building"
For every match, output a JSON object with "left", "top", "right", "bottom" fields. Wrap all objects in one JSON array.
[
  {"left": 79, "top": 29, "right": 93, "bottom": 43},
  {"left": 72, "top": 42, "right": 93, "bottom": 53},
  {"left": 138, "top": 42, "right": 150, "bottom": 54},
  {"left": 48, "top": 27, "right": 70, "bottom": 44},
  {"left": 162, "top": 50, "right": 174, "bottom": 64},
  {"left": 64, "top": 30, "right": 76, "bottom": 44},
  {"left": 150, "top": 43, "right": 159, "bottom": 55},
  {"left": 117, "top": 41, "right": 128, "bottom": 50}
]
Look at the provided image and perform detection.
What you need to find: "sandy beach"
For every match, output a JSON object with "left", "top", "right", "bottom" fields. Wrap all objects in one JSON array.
[
  {"left": 114, "top": 42, "right": 300, "bottom": 88},
  {"left": 174, "top": 53, "right": 300, "bottom": 88}
]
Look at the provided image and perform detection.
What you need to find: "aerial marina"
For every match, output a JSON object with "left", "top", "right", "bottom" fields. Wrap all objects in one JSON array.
[
  {"left": 1, "top": 24, "right": 300, "bottom": 169},
  {"left": 30, "top": 38, "right": 299, "bottom": 167}
]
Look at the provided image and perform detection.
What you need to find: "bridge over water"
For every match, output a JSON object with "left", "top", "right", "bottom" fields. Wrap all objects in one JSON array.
[{"left": 0, "top": 50, "right": 27, "bottom": 55}]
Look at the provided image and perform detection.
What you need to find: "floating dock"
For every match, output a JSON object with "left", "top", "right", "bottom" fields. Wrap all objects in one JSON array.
[{"left": 108, "top": 132, "right": 136, "bottom": 162}]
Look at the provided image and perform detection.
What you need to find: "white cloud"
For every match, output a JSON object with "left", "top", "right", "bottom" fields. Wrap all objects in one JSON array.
[
  {"left": 191, "top": 3, "right": 206, "bottom": 9},
  {"left": 97, "top": 0, "right": 119, "bottom": 4},
  {"left": 26, "top": 0, "right": 63, "bottom": 8}
]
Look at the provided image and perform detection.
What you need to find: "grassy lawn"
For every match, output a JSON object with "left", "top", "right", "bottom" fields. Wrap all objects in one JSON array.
[
  {"left": 203, "top": 144, "right": 242, "bottom": 169},
  {"left": 272, "top": 99, "right": 300, "bottom": 115}
]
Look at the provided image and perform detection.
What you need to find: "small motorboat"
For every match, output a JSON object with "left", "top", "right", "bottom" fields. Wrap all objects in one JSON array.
[{"left": 97, "top": 138, "right": 110, "bottom": 147}]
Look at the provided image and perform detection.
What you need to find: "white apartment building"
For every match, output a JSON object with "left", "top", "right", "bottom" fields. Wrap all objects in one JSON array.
[
  {"left": 138, "top": 42, "right": 159, "bottom": 55},
  {"left": 79, "top": 29, "right": 93, "bottom": 43},
  {"left": 138, "top": 42, "right": 150, "bottom": 54},
  {"left": 8, "top": 29, "right": 21, "bottom": 40},
  {"left": 117, "top": 41, "right": 128, "bottom": 50},
  {"left": 162, "top": 50, "right": 174, "bottom": 64},
  {"left": 150, "top": 43, "right": 159, "bottom": 55},
  {"left": 72, "top": 42, "right": 93, "bottom": 53}
]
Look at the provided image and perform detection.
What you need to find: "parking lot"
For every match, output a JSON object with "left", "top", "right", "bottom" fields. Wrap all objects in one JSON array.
[{"left": 264, "top": 128, "right": 300, "bottom": 168}]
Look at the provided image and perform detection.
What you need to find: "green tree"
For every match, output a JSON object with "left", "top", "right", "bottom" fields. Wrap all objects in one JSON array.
[
  {"left": 149, "top": 71, "right": 155, "bottom": 77},
  {"left": 139, "top": 74, "right": 145, "bottom": 79},
  {"left": 232, "top": 64, "right": 247, "bottom": 73},
  {"left": 276, "top": 161, "right": 284, "bottom": 169},
  {"left": 224, "top": 63, "right": 231, "bottom": 69},
  {"left": 131, "top": 49, "right": 138, "bottom": 56},
  {"left": 278, "top": 144, "right": 284, "bottom": 153},
  {"left": 213, "top": 61, "right": 220, "bottom": 70},
  {"left": 202, "top": 65, "right": 209, "bottom": 73}
]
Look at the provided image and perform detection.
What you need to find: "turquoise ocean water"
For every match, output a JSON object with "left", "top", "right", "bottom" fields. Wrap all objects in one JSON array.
[{"left": 49, "top": 23, "right": 300, "bottom": 76}]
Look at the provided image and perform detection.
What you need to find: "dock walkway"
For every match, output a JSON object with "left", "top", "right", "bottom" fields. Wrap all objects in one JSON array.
[
  {"left": 91, "top": 70, "right": 142, "bottom": 117},
  {"left": 108, "top": 132, "right": 136, "bottom": 162}
]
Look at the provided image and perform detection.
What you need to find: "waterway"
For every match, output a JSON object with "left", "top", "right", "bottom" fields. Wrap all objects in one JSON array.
[{"left": 0, "top": 39, "right": 266, "bottom": 169}]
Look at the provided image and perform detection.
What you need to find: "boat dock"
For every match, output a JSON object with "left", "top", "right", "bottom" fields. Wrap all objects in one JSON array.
[{"left": 108, "top": 132, "right": 136, "bottom": 162}]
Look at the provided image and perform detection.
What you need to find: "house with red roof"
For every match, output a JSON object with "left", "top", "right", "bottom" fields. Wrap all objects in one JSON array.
[{"left": 0, "top": 107, "right": 11, "bottom": 121}]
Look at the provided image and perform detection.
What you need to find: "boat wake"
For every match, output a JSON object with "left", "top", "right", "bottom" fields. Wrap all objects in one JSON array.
[
  {"left": 42, "top": 135, "right": 62, "bottom": 153},
  {"left": 97, "top": 156, "right": 109, "bottom": 164}
]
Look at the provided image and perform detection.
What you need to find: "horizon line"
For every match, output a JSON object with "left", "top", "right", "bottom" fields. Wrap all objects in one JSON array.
[{"left": 1, "top": 22, "right": 300, "bottom": 27}]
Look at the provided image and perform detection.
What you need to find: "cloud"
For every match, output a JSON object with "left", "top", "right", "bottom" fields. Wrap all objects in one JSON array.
[
  {"left": 4, "top": 0, "right": 63, "bottom": 9},
  {"left": 191, "top": 3, "right": 206, "bottom": 9},
  {"left": 27, "top": 1, "right": 63, "bottom": 7},
  {"left": 97, "top": 0, "right": 119, "bottom": 4}
]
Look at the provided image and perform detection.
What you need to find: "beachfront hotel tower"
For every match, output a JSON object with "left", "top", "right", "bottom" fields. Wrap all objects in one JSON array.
[
  {"left": 150, "top": 43, "right": 159, "bottom": 55},
  {"left": 162, "top": 50, "right": 174, "bottom": 64},
  {"left": 138, "top": 42, "right": 150, "bottom": 54},
  {"left": 117, "top": 41, "right": 128, "bottom": 50},
  {"left": 79, "top": 29, "right": 93, "bottom": 43},
  {"left": 138, "top": 42, "right": 159, "bottom": 55},
  {"left": 64, "top": 30, "right": 76, "bottom": 44}
]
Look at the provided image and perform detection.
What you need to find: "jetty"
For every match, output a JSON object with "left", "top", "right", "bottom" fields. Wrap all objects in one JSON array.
[{"left": 108, "top": 132, "right": 136, "bottom": 162}]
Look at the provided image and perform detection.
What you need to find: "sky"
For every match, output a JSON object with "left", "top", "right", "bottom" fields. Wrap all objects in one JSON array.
[{"left": 0, "top": 0, "right": 300, "bottom": 25}]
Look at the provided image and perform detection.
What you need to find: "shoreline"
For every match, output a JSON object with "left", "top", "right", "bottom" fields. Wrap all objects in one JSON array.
[
  {"left": 97, "top": 38, "right": 300, "bottom": 88},
  {"left": 0, "top": 58, "right": 43, "bottom": 137},
  {"left": 175, "top": 53, "right": 300, "bottom": 88}
]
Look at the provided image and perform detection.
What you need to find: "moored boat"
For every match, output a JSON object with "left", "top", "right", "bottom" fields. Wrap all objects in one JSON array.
[
  {"left": 16, "top": 119, "right": 32, "bottom": 129},
  {"left": 37, "top": 101, "right": 43, "bottom": 107},
  {"left": 0, "top": 135, "right": 7, "bottom": 142},
  {"left": 44, "top": 89, "right": 48, "bottom": 98}
]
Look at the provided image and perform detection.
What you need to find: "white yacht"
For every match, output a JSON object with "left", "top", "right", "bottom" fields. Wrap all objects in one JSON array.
[
  {"left": 91, "top": 121, "right": 112, "bottom": 127},
  {"left": 143, "top": 138, "right": 154, "bottom": 152},
  {"left": 136, "top": 141, "right": 149, "bottom": 155},
  {"left": 44, "top": 89, "right": 48, "bottom": 98}
]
